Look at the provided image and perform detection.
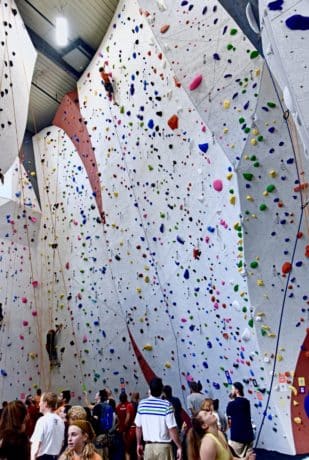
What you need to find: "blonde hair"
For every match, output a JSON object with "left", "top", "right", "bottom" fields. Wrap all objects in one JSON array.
[
  {"left": 61, "top": 420, "right": 96, "bottom": 460},
  {"left": 67, "top": 405, "right": 87, "bottom": 421},
  {"left": 200, "top": 398, "right": 214, "bottom": 412}
]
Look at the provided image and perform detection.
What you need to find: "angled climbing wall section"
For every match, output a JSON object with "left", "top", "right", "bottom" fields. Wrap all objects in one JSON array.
[{"left": 0, "top": 0, "right": 308, "bottom": 455}]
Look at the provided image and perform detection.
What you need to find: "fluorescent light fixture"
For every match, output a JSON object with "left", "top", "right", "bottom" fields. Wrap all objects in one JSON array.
[{"left": 55, "top": 16, "right": 68, "bottom": 47}]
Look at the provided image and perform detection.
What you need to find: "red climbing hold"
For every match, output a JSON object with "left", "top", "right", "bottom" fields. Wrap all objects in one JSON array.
[
  {"left": 168, "top": 114, "right": 179, "bottom": 130},
  {"left": 282, "top": 262, "right": 292, "bottom": 274}
]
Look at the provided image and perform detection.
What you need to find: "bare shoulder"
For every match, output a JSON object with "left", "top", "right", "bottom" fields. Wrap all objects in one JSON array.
[{"left": 200, "top": 434, "right": 217, "bottom": 460}]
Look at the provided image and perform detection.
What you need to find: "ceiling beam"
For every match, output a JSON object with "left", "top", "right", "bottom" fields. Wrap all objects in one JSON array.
[{"left": 26, "top": 26, "right": 82, "bottom": 79}]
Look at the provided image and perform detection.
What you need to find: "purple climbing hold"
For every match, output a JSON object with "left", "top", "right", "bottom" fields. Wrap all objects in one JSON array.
[
  {"left": 199, "top": 143, "right": 209, "bottom": 153},
  {"left": 286, "top": 15, "right": 309, "bottom": 30},
  {"left": 268, "top": 0, "right": 284, "bottom": 11}
]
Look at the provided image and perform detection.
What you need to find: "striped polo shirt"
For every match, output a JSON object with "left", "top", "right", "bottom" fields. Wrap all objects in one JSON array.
[{"left": 135, "top": 396, "right": 177, "bottom": 442}]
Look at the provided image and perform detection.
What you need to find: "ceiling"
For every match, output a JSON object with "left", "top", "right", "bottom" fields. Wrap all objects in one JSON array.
[{"left": 15, "top": 0, "right": 120, "bottom": 134}]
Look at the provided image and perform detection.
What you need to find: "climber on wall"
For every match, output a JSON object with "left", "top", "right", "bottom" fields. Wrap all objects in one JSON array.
[
  {"left": 45, "top": 323, "right": 63, "bottom": 367},
  {"left": 99, "top": 65, "right": 118, "bottom": 105}
]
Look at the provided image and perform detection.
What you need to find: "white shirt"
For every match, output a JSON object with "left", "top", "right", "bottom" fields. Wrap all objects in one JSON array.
[
  {"left": 135, "top": 396, "right": 177, "bottom": 442},
  {"left": 31, "top": 412, "right": 64, "bottom": 457}
]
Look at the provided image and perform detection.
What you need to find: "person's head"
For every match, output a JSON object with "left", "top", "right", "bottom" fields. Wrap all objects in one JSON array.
[
  {"left": 200, "top": 398, "right": 214, "bottom": 412},
  {"left": 40, "top": 392, "right": 58, "bottom": 414},
  {"left": 25, "top": 395, "right": 34, "bottom": 407},
  {"left": 162, "top": 385, "right": 172, "bottom": 400},
  {"left": 149, "top": 377, "right": 163, "bottom": 397},
  {"left": 99, "top": 389, "right": 108, "bottom": 402},
  {"left": 119, "top": 392, "right": 128, "bottom": 403},
  {"left": 0, "top": 400, "right": 27, "bottom": 433},
  {"left": 60, "top": 390, "right": 71, "bottom": 404},
  {"left": 2, "top": 401, "right": 8, "bottom": 409},
  {"left": 67, "top": 405, "right": 87, "bottom": 422},
  {"left": 193, "top": 409, "right": 217, "bottom": 435},
  {"left": 232, "top": 382, "right": 244, "bottom": 397},
  {"left": 67, "top": 420, "right": 95, "bottom": 454},
  {"left": 189, "top": 381, "right": 199, "bottom": 394},
  {"left": 36, "top": 389, "right": 42, "bottom": 397},
  {"left": 131, "top": 392, "right": 139, "bottom": 403}
]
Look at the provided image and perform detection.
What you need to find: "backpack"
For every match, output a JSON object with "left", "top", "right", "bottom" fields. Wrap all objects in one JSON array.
[{"left": 99, "top": 402, "right": 113, "bottom": 432}]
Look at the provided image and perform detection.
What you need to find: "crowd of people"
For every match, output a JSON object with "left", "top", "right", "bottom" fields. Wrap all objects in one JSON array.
[{"left": 0, "top": 379, "right": 256, "bottom": 460}]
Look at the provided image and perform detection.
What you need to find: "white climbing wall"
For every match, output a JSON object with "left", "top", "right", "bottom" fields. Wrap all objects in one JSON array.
[
  {"left": 0, "top": 0, "right": 36, "bottom": 174},
  {"left": 0, "top": 0, "right": 308, "bottom": 455}
]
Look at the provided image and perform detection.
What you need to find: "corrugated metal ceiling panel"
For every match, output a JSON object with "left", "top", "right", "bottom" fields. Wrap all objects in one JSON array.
[{"left": 15, "top": 0, "right": 120, "bottom": 133}]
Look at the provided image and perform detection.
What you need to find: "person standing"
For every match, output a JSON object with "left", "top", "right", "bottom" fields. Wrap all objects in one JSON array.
[
  {"left": 30, "top": 392, "right": 65, "bottom": 460},
  {"left": 226, "top": 382, "right": 254, "bottom": 458},
  {"left": 135, "top": 377, "right": 182, "bottom": 460},
  {"left": 186, "top": 382, "right": 205, "bottom": 418}
]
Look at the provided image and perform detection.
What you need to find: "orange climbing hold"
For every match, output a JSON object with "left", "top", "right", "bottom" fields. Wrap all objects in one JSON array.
[
  {"left": 293, "top": 182, "right": 308, "bottom": 192},
  {"left": 282, "top": 262, "right": 292, "bottom": 274},
  {"left": 168, "top": 114, "right": 179, "bottom": 130},
  {"left": 160, "top": 24, "right": 170, "bottom": 33},
  {"left": 305, "top": 245, "right": 309, "bottom": 257}
]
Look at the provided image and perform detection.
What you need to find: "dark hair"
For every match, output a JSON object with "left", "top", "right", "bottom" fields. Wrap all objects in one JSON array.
[
  {"left": 187, "top": 424, "right": 203, "bottom": 460},
  {"left": 119, "top": 393, "right": 128, "bottom": 403},
  {"left": 149, "top": 377, "right": 163, "bottom": 397},
  {"left": 233, "top": 382, "right": 244, "bottom": 396},
  {"left": 36, "top": 389, "right": 42, "bottom": 396},
  {"left": 0, "top": 400, "right": 27, "bottom": 434},
  {"left": 213, "top": 399, "right": 219, "bottom": 411},
  {"left": 99, "top": 389, "right": 108, "bottom": 402},
  {"left": 162, "top": 385, "right": 172, "bottom": 399},
  {"left": 189, "top": 381, "right": 199, "bottom": 393},
  {"left": 61, "top": 390, "right": 71, "bottom": 404}
]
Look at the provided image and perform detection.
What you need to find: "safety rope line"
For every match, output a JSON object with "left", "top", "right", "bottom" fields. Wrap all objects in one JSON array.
[{"left": 254, "top": 61, "right": 306, "bottom": 447}]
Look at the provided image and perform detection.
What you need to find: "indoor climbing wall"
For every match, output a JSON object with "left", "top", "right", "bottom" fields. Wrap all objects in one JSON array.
[
  {"left": 0, "top": 0, "right": 37, "bottom": 175},
  {"left": 0, "top": 0, "right": 308, "bottom": 455}
]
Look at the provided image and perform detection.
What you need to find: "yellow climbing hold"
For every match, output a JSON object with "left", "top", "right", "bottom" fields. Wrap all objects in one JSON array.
[
  {"left": 223, "top": 127, "right": 229, "bottom": 134},
  {"left": 255, "top": 68, "right": 260, "bottom": 76},
  {"left": 246, "top": 195, "right": 254, "bottom": 201},
  {"left": 263, "top": 191, "right": 269, "bottom": 196},
  {"left": 226, "top": 172, "right": 233, "bottom": 180},
  {"left": 268, "top": 332, "right": 276, "bottom": 338},
  {"left": 293, "top": 417, "right": 302, "bottom": 425},
  {"left": 229, "top": 196, "right": 236, "bottom": 205},
  {"left": 223, "top": 100, "right": 231, "bottom": 109},
  {"left": 252, "top": 128, "right": 259, "bottom": 135},
  {"left": 289, "top": 385, "right": 298, "bottom": 396},
  {"left": 164, "top": 362, "right": 172, "bottom": 368},
  {"left": 277, "top": 354, "right": 283, "bottom": 361},
  {"left": 269, "top": 170, "right": 277, "bottom": 178},
  {"left": 250, "top": 138, "right": 257, "bottom": 145},
  {"left": 136, "top": 287, "right": 142, "bottom": 293},
  {"left": 143, "top": 344, "right": 153, "bottom": 351},
  {"left": 257, "top": 279, "right": 264, "bottom": 286}
]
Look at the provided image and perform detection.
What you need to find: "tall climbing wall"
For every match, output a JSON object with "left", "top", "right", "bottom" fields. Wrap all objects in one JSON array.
[{"left": 0, "top": 0, "right": 308, "bottom": 455}]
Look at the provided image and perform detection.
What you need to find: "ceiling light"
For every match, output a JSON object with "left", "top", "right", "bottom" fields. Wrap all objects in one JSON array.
[{"left": 55, "top": 16, "right": 68, "bottom": 47}]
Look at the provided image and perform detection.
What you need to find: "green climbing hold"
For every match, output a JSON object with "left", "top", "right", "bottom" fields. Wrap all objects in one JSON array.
[
  {"left": 242, "top": 306, "right": 247, "bottom": 313},
  {"left": 234, "top": 284, "right": 239, "bottom": 292},
  {"left": 267, "top": 101, "right": 276, "bottom": 108},
  {"left": 227, "top": 43, "right": 233, "bottom": 50},
  {"left": 244, "top": 127, "right": 250, "bottom": 133},
  {"left": 243, "top": 173, "right": 254, "bottom": 181},
  {"left": 248, "top": 318, "right": 254, "bottom": 327},
  {"left": 250, "top": 50, "right": 259, "bottom": 59},
  {"left": 250, "top": 261, "right": 258, "bottom": 269},
  {"left": 257, "top": 135, "right": 264, "bottom": 142},
  {"left": 266, "top": 184, "right": 276, "bottom": 193},
  {"left": 250, "top": 155, "right": 257, "bottom": 161},
  {"left": 230, "top": 28, "right": 238, "bottom": 35},
  {"left": 253, "top": 161, "right": 260, "bottom": 167},
  {"left": 259, "top": 203, "right": 267, "bottom": 211},
  {"left": 239, "top": 117, "right": 245, "bottom": 124}
]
